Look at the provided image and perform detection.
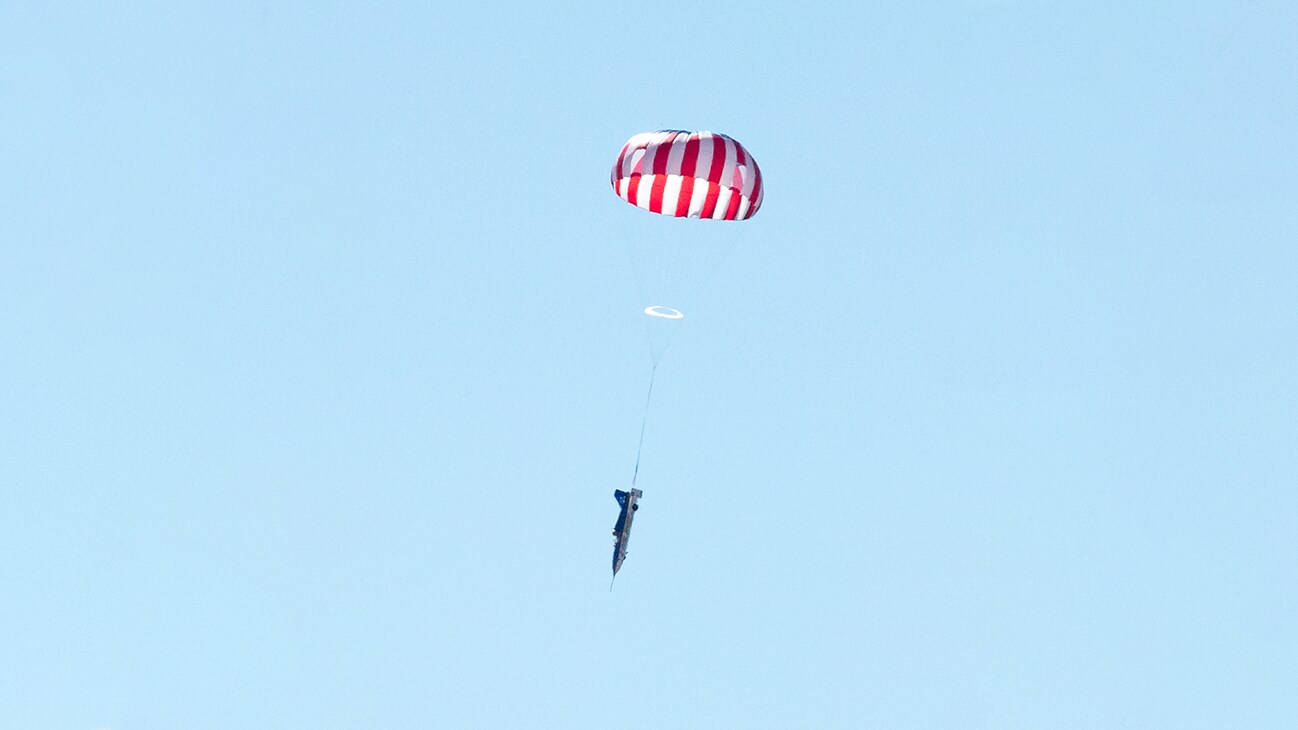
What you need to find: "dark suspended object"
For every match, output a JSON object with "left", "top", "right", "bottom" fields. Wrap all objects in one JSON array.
[{"left": 611, "top": 489, "right": 642, "bottom": 580}]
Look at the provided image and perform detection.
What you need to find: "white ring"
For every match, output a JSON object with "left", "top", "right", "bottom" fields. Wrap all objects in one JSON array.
[{"left": 644, "top": 305, "right": 684, "bottom": 320}]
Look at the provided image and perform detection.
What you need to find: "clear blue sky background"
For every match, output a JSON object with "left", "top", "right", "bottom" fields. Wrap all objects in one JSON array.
[{"left": 2, "top": 1, "right": 1295, "bottom": 727}]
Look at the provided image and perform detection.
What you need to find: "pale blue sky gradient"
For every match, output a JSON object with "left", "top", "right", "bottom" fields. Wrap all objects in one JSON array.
[{"left": 2, "top": 1, "right": 1295, "bottom": 727}]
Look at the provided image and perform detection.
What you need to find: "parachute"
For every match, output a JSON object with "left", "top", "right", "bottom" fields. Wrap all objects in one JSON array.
[
  {"left": 611, "top": 130, "right": 764, "bottom": 221},
  {"left": 609, "top": 130, "right": 764, "bottom": 496}
]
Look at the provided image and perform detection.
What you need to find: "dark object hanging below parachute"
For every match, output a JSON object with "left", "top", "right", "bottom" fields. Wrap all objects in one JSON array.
[{"left": 611, "top": 489, "right": 643, "bottom": 578}]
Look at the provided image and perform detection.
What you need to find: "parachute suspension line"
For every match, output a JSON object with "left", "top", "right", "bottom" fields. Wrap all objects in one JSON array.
[
  {"left": 620, "top": 214, "right": 650, "bottom": 312},
  {"left": 621, "top": 215, "right": 661, "bottom": 364},
  {"left": 641, "top": 303, "right": 662, "bottom": 366},
  {"left": 630, "top": 364, "right": 658, "bottom": 487}
]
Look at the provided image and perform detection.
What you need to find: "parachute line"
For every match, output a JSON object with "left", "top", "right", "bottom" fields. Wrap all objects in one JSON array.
[
  {"left": 630, "top": 364, "right": 657, "bottom": 487},
  {"left": 620, "top": 212, "right": 738, "bottom": 367},
  {"left": 620, "top": 216, "right": 659, "bottom": 364}
]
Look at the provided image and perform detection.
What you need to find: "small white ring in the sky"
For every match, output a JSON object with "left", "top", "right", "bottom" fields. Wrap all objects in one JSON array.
[{"left": 644, "top": 305, "right": 684, "bottom": 320}]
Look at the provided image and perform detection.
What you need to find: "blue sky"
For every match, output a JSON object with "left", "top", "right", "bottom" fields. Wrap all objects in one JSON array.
[{"left": 2, "top": 1, "right": 1295, "bottom": 727}]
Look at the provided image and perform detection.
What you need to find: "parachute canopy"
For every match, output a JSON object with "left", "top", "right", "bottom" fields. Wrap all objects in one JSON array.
[{"left": 611, "top": 130, "right": 763, "bottom": 221}]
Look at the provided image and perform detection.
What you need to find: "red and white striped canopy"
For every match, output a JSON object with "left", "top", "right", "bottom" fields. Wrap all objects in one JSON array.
[{"left": 611, "top": 130, "right": 763, "bottom": 221}]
